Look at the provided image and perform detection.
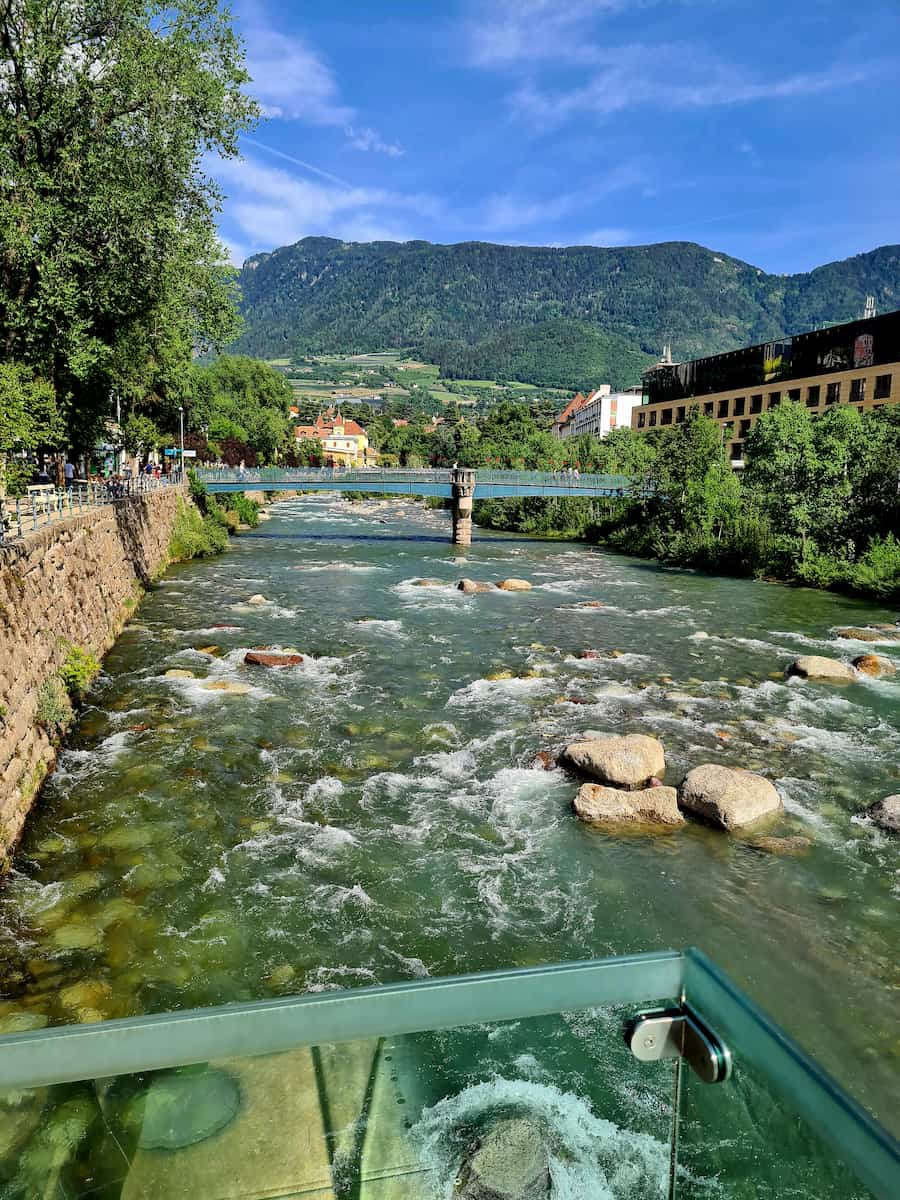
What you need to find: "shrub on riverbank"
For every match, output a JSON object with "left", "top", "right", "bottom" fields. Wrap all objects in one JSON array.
[{"left": 169, "top": 499, "right": 229, "bottom": 560}]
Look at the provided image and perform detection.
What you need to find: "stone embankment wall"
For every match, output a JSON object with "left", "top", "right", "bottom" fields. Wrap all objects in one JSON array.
[{"left": 0, "top": 486, "right": 188, "bottom": 864}]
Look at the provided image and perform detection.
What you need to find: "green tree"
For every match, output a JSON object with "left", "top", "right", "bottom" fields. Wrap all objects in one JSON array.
[
  {"left": 743, "top": 402, "right": 818, "bottom": 558},
  {"left": 0, "top": 0, "right": 257, "bottom": 445},
  {"left": 121, "top": 413, "right": 160, "bottom": 457},
  {"left": 0, "top": 363, "right": 64, "bottom": 495}
]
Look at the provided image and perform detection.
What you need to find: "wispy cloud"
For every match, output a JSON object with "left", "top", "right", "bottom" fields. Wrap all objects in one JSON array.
[
  {"left": 213, "top": 155, "right": 440, "bottom": 260},
  {"left": 240, "top": 7, "right": 403, "bottom": 155},
  {"left": 345, "top": 126, "right": 405, "bottom": 157},
  {"left": 510, "top": 50, "right": 865, "bottom": 127},
  {"left": 467, "top": 0, "right": 640, "bottom": 66}
]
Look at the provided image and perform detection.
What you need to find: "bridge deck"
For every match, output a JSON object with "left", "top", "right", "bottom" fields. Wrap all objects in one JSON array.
[{"left": 198, "top": 468, "right": 639, "bottom": 500}]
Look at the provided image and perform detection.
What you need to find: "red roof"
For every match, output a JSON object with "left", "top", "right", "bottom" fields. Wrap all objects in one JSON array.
[{"left": 555, "top": 393, "right": 589, "bottom": 425}]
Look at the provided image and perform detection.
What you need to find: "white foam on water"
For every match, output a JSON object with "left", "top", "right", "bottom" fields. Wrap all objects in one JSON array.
[
  {"left": 293, "top": 561, "right": 388, "bottom": 573},
  {"left": 353, "top": 618, "right": 407, "bottom": 637},
  {"left": 448, "top": 676, "right": 550, "bottom": 710},
  {"left": 537, "top": 579, "right": 591, "bottom": 595},
  {"left": 411, "top": 1078, "right": 669, "bottom": 1200}
]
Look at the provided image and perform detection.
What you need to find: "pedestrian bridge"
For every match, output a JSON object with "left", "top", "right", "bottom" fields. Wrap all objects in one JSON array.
[
  {"left": 197, "top": 466, "right": 644, "bottom": 544},
  {"left": 197, "top": 466, "right": 639, "bottom": 500}
]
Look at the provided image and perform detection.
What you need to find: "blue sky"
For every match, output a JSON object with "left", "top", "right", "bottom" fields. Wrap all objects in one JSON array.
[{"left": 214, "top": 1, "right": 900, "bottom": 274}]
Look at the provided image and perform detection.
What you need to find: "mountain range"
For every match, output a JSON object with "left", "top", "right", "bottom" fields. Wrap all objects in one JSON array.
[{"left": 234, "top": 238, "right": 900, "bottom": 390}]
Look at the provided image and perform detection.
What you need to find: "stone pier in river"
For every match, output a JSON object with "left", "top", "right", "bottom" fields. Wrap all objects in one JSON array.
[{"left": 451, "top": 467, "right": 476, "bottom": 546}]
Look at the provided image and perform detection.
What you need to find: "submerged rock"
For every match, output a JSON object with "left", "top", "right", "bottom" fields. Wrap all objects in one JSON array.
[
  {"left": 203, "top": 681, "right": 252, "bottom": 695},
  {"left": 457, "top": 579, "right": 494, "bottom": 594},
  {"left": 749, "top": 835, "right": 813, "bottom": 856},
  {"left": 243, "top": 651, "right": 304, "bottom": 668},
  {"left": 835, "top": 626, "right": 900, "bottom": 642},
  {"left": 785, "top": 656, "right": 856, "bottom": 683},
  {"left": 456, "top": 1118, "right": 550, "bottom": 1200},
  {"left": 680, "top": 764, "right": 782, "bottom": 830},
  {"left": 865, "top": 795, "right": 900, "bottom": 834},
  {"left": 485, "top": 670, "right": 514, "bottom": 681},
  {"left": 496, "top": 578, "right": 532, "bottom": 591},
  {"left": 559, "top": 733, "right": 665, "bottom": 789},
  {"left": 574, "top": 784, "right": 684, "bottom": 827},
  {"left": 852, "top": 654, "right": 896, "bottom": 677},
  {"left": 164, "top": 669, "right": 195, "bottom": 680},
  {"left": 413, "top": 578, "right": 444, "bottom": 587}
]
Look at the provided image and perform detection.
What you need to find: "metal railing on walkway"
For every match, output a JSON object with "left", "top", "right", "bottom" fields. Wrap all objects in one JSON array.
[
  {"left": 196, "top": 466, "right": 640, "bottom": 493},
  {"left": 0, "top": 474, "right": 183, "bottom": 547}
]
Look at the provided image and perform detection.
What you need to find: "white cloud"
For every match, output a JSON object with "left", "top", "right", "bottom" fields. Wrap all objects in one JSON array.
[
  {"left": 240, "top": 9, "right": 402, "bottom": 155},
  {"left": 580, "top": 227, "right": 633, "bottom": 245},
  {"left": 509, "top": 51, "right": 865, "bottom": 127},
  {"left": 345, "top": 126, "right": 405, "bottom": 157},
  {"left": 214, "top": 155, "right": 439, "bottom": 252},
  {"left": 467, "top": 0, "right": 634, "bottom": 66}
]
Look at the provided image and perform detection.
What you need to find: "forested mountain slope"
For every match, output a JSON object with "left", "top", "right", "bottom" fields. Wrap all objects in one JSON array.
[{"left": 234, "top": 238, "right": 900, "bottom": 387}]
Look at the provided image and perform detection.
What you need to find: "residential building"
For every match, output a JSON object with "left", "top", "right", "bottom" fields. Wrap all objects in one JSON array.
[
  {"left": 633, "top": 309, "right": 900, "bottom": 464},
  {"left": 553, "top": 386, "right": 643, "bottom": 440},
  {"left": 295, "top": 409, "right": 375, "bottom": 466}
]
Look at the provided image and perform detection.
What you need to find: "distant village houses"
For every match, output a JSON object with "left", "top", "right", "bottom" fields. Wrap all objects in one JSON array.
[{"left": 553, "top": 385, "right": 643, "bottom": 440}]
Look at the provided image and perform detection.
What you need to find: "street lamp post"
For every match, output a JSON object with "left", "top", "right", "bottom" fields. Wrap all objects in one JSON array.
[{"left": 178, "top": 406, "right": 185, "bottom": 479}]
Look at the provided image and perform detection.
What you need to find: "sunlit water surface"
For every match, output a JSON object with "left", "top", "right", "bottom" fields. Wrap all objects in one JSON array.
[{"left": 1, "top": 494, "right": 897, "bottom": 1195}]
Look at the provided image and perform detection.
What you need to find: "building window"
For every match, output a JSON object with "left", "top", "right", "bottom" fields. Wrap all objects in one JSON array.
[
  {"left": 717, "top": 398, "right": 729, "bottom": 418},
  {"left": 661, "top": 408, "right": 673, "bottom": 425},
  {"left": 701, "top": 402, "right": 712, "bottom": 417},
  {"left": 676, "top": 406, "right": 686, "bottom": 422},
  {"left": 637, "top": 412, "right": 646, "bottom": 428},
  {"left": 730, "top": 442, "right": 744, "bottom": 461},
  {"left": 750, "top": 394, "right": 763, "bottom": 413},
  {"left": 649, "top": 411, "right": 657, "bottom": 427},
  {"left": 733, "top": 396, "right": 746, "bottom": 415},
  {"left": 826, "top": 381, "right": 841, "bottom": 405},
  {"left": 874, "top": 373, "right": 892, "bottom": 399},
  {"left": 739, "top": 419, "right": 751, "bottom": 438},
  {"left": 849, "top": 378, "right": 866, "bottom": 403},
  {"left": 807, "top": 385, "right": 820, "bottom": 406},
  {"left": 768, "top": 391, "right": 780, "bottom": 409},
  {"left": 787, "top": 388, "right": 801, "bottom": 402}
]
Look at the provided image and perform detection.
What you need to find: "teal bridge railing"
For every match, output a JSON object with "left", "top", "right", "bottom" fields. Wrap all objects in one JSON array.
[
  {"left": 0, "top": 948, "right": 896, "bottom": 1198},
  {"left": 196, "top": 466, "right": 645, "bottom": 500}
]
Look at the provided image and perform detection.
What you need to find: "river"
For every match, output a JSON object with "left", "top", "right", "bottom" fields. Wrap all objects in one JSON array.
[{"left": 1, "top": 493, "right": 897, "bottom": 1195}]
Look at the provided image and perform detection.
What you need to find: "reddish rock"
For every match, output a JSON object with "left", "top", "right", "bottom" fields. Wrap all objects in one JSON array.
[
  {"left": 531, "top": 751, "right": 555, "bottom": 770},
  {"left": 852, "top": 654, "right": 896, "bottom": 678},
  {"left": 211, "top": 623, "right": 240, "bottom": 630},
  {"left": 127, "top": 723, "right": 151, "bottom": 734},
  {"left": 244, "top": 651, "right": 304, "bottom": 668},
  {"left": 578, "top": 601, "right": 606, "bottom": 609},
  {"left": 578, "top": 650, "right": 602, "bottom": 660}
]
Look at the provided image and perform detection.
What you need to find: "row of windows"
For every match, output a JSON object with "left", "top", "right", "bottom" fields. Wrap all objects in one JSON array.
[{"left": 636, "top": 373, "right": 893, "bottom": 429}]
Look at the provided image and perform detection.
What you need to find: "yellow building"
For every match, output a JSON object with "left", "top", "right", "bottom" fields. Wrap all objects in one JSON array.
[{"left": 294, "top": 409, "right": 374, "bottom": 467}]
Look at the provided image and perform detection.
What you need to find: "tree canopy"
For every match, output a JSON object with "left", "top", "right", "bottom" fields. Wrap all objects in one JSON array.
[{"left": 0, "top": 0, "right": 257, "bottom": 449}]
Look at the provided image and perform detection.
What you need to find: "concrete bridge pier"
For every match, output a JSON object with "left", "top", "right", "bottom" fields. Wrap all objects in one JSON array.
[{"left": 450, "top": 468, "right": 476, "bottom": 546}]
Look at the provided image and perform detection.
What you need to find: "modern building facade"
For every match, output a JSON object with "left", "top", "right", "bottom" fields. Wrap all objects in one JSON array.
[
  {"left": 632, "top": 309, "right": 900, "bottom": 462},
  {"left": 554, "top": 385, "right": 643, "bottom": 440}
]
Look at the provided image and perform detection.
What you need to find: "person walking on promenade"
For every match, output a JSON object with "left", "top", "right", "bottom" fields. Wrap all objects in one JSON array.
[
  {"left": 238, "top": 459, "right": 246, "bottom": 481},
  {"left": 64, "top": 460, "right": 75, "bottom": 489}
]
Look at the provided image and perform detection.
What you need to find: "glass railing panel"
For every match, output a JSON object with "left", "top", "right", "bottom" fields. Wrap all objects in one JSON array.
[
  {"left": 0, "top": 1009, "right": 681, "bottom": 1198},
  {"left": 677, "top": 949, "right": 900, "bottom": 1200}
]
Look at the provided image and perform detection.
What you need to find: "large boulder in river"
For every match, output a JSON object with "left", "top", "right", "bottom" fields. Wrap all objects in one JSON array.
[
  {"left": 244, "top": 651, "right": 304, "bottom": 668},
  {"left": 247, "top": 594, "right": 269, "bottom": 606},
  {"left": 574, "top": 784, "right": 684, "bottom": 827},
  {"left": 785, "top": 655, "right": 856, "bottom": 683},
  {"left": 865, "top": 795, "right": 900, "bottom": 834},
  {"left": 496, "top": 578, "right": 532, "bottom": 591},
  {"left": 852, "top": 654, "right": 896, "bottom": 677},
  {"left": 680, "top": 764, "right": 782, "bottom": 830},
  {"left": 457, "top": 579, "right": 495, "bottom": 594},
  {"left": 560, "top": 733, "right": 665, "bottom": 789},
  {"left": 833, "top": 627, "right": 883, "bottom": 642},
  {"left": 456, "top": 1118, "right": 550, "bottom": 1200}
]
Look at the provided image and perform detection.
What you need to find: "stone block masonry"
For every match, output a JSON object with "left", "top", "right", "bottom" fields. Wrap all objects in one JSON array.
[{"left": 0, "top": 485, "right": 188, "bottom": 865}]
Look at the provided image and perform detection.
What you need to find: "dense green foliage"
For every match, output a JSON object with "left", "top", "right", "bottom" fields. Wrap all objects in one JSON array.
[
  {"left": 35, "top": 677, "right": 73, "bottom": 732},
  {"left": 169, "top": 498, "right": 229, "bottom": 560},
  {"left": 186, "top": 355, "right": 294, "bottom": 462},
  {"left": 235, "top": 237, "right": 900, "bottom": 389},
  {"left": 58, "top": 643, "right": 101, "bottom": 701},
  {"left": 423, "top": 319, "right": 654, "bottom": 391},
  {"left": 0, "top": 0, "right": 257, "bottom": 450}
]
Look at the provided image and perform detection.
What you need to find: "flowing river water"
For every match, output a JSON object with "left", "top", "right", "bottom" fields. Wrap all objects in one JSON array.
[{"left": 1, "top": 493, "right": 898, "bottom": 1197}]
